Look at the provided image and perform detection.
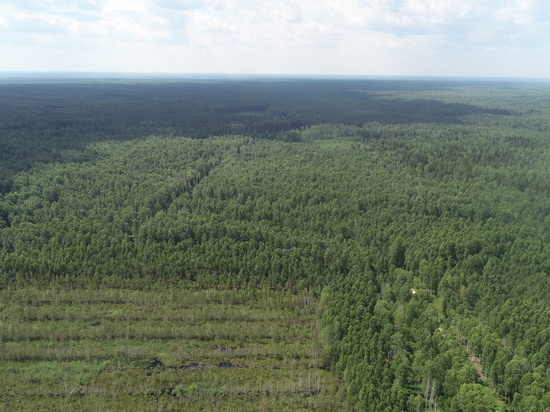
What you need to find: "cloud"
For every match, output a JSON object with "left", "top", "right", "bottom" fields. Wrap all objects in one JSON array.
[
  {"left": 0, "top": 0, "right": 549, "bottom": 75},
  {"left": 0, "top": 0, "right": 177, "bottom": 44},
  {"left": 155, "top": 0, "right": 206, "bottom": 10},
  {"left": 2, "top": 0, "right": 547, "bottom": 47},
  {"left": 0, "top": 0, "right": 101, "bottom": 13}
]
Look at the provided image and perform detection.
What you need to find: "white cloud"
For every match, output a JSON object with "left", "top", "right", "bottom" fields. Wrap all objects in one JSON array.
[
  {"left": 0, "top": 0, "right": 549, "bottom": 76},
  {"left": 155, "top": 0, "right": 206, "bottom": 10}
]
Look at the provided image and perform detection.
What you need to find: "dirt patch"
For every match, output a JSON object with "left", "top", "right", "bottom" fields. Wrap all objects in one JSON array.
[
  {"left": 468, "top": 353, "right": 486, "bottom": 380},
  {"left": 217, "top": 361, "right": 248, "bottom": 368},
  {"left": 147, "top": 359, "right": 164, "bottom": 369}
]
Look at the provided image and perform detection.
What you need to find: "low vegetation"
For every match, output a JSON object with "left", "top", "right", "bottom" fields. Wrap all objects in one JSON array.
[{"left": 0, "top": 283, "right": 337, "bottom": 411}]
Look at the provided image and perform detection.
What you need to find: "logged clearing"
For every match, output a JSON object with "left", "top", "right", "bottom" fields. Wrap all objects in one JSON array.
[{"left": 0, "top": 284, "right": 338, "bottom": 411}]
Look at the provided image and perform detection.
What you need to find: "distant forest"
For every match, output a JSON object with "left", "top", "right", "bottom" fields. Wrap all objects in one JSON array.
[{"left": 0, "top": 78, "right": 549, "bottom": 411}]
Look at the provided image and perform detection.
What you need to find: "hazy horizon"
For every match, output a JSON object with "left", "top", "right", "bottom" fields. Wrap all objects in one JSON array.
[{"left": 1, "top": 71, "right": 549, "bottom": 82}]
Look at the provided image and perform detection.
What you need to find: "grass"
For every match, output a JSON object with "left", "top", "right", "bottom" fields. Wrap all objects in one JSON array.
[{"left": 0, "top": 283, "right": 339, "bottom": 411}]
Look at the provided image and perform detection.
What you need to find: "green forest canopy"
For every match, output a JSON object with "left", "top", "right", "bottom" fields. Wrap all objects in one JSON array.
[{"left": 0, "top": 77, "right": 549, "bottom": 411}]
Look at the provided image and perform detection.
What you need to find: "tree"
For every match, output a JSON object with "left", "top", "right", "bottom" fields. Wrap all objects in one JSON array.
[{"left": 451, "top": 383, "right": 501, "bottom": 412}]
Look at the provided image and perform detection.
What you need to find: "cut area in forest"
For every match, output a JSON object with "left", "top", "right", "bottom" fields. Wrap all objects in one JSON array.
[{"left": 0, "top": 283, "right": 338, "bottom": 411}]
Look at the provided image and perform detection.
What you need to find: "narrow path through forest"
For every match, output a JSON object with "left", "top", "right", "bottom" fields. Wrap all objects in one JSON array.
[
  {"left": 450, "top": 325, "right": 487, "bottom": 381},
  {"left": 449, "top": 324, "right": 508, "bottom": 410},
  {"left": 467, "top": 352, "right": 486, "bottom": 381}
]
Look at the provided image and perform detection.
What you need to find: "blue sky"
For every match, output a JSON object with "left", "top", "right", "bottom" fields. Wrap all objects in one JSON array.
[{"left": 1, "top": 0, "right": 549, "bottom": 77}]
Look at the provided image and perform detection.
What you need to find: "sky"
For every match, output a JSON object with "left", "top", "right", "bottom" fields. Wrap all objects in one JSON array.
[{"left": 0, "top": 0, "right": 549, "bottom": 77}]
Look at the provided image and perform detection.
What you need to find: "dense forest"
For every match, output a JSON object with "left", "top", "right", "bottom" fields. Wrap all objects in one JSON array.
[{"left": 0, "top": 76, "right": 549, "bottom": 411}]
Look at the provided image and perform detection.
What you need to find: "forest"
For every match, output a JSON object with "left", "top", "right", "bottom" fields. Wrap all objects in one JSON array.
[{"left": 0, "top": 75, "right": 549, "bottom": 411}]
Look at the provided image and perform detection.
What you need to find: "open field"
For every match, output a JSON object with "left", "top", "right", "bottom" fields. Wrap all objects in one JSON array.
[{"left": 0, "top": 283, "right": 338, "bottom": 411}]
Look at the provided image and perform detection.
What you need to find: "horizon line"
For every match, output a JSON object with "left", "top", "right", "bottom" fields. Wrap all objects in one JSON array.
[{"left": 1, "top": 71, "right": 549, "bottom": 82}]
